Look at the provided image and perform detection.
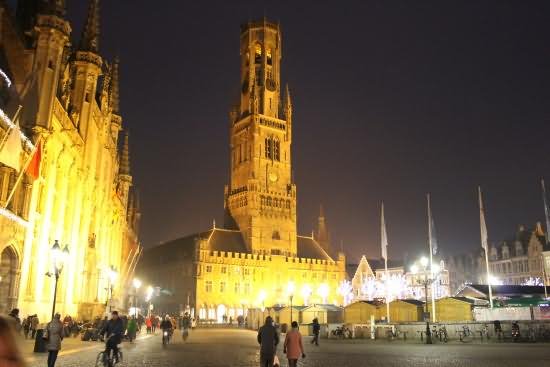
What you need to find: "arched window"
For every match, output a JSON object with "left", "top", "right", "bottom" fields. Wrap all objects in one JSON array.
[
  {"left": 286, "top": 200, "right": 290, "bottom": 209},
  {"left": 272, "top": 231, "right": 280, "bottom": 240},
  {"left": 266, "top": 196, "right": 272, "bottom": 206},
  {"left": 260, "top": 195, "right": 265, "bottom": 206},
  {"left": 255, "top": 44, "right": 262, "bottom": 64},
  {"left": 266, "top": 49, "right": 273, "bottom": 65}
]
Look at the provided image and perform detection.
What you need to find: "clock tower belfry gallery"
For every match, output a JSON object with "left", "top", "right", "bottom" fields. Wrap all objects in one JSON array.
[{"left": 138, "top": 20, "right": 346, "bottom": 321}]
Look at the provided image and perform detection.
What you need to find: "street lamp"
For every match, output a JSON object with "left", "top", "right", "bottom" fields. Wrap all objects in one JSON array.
[
  {"left": 287, "top": 282, "right": 295, "bottom": 324},
  {"left": 46, "top": 240, "right": 69, "bottom": 320},
  {"left": 133, "top": 278, "right": 142, "bottom": 317},
  {"left": 145, "top": 286, "right": 154, "bottom": 317},
  {"left": 107, "top": 266, "right": 118, "bottom": 313},
  {"left": 411, "top": 257, "right": 440, "bottom": 345}
]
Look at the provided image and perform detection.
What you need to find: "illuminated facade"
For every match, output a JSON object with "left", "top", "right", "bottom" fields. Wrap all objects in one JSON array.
[
  {"left": 0, "top": 0, "right": 140, "bottom": 321},
  {"left": 348, "top": 256, "right": 450, "bottom": 302},
  {"left": 138, "top": 20, "right": 346, "bottom": 322}
]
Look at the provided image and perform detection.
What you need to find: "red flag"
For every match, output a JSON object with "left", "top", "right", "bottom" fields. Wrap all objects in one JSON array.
[{"left": 26, "top": 141, "right": 41, "bottom": 180}]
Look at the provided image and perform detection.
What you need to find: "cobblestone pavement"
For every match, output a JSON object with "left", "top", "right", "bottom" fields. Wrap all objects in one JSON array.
[{"left": 25, "top": 328, "right": 550, "bottom": 367}]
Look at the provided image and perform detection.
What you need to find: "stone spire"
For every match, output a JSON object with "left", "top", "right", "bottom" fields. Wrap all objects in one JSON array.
[
  {"left": 79, "top": 0, "right": 100, "bottom": 53},
  {"left": 316, "top": 204, "right": 330, "bottom": 252},
  {"left": 120, "top": 131, "right": 130, "bottom": 176},
  {"left": 284, "top": 83, "right": 292, "bottom": 111},
  {"left": 110, "top": 57, "right": 120, "bottom": 114}
]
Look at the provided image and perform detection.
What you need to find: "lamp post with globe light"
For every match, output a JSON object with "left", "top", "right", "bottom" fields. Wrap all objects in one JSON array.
[
  {"left": 46, "top": 240, "right": 69, "bottom": 320},
  {"left": 133, "top": 278, "right": 142, "bottom": 317},
  {"left": 410, "top": 256, "right": 441, "bottom": 345},
  {"left": 145, "top": 286, "right": 154, "bottom": 317},
  {"left": 287, "top": 282, "right": 295, "bottom": 324},
  {"left": 107, "top": 266, "right": 118, "bottom": 313}
]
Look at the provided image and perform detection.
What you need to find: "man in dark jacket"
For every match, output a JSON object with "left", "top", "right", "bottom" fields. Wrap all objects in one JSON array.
[
  {"left": 101, "top": 311, "right": 124, "bottom": 362},
  {"left": 311, "top": 318, "right": 320, "bottom": 346},
  {"left": 257, "top": 316, "right": 279, "bottom": 367}
]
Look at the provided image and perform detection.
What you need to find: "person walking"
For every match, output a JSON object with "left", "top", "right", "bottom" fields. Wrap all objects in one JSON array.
[
  {"left": 257, "top": 316, "right": 279, "bottom": 367},
  {"left": 311, "top": 318, "right": 320, "bottom": 346},
  {"left": 45, "top": 313, "right": 64, "bottom": 367},
  {"left": 30, "top": 314, "right": 39, "bottom": 339},
  {"left": 127, "top": 316, "right": 137, "bottom": 342},
  {"left": 284, "top": 321, "right": 305, "bottom": 367},
  {"left": 145, "top": 317, "right": 152, "bottom": 334},
  {"left": 22, "top": 316, "right": 30, "bottom": 339},
  {"left": 8, "top": 309, "right": 21, "bottom": 333}
]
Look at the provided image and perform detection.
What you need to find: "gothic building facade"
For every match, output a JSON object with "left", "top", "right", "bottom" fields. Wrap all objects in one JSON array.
[
  {"left": 138, "top": 20, "right": 346, "bottom": 321},
  {"left": 0, "top": 0, "right": 140, "bottom": 321}
]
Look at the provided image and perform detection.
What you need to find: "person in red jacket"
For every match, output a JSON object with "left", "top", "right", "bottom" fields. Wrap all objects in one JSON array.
[{"left": 284, "top": 321, "right": 305, "bottom": 367}]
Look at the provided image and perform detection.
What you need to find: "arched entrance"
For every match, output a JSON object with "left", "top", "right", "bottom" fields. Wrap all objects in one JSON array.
[{"left": 0, "top": 246, "right": 18, "bottom": 314}]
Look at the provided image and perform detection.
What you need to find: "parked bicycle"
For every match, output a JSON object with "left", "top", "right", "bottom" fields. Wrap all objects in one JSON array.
[{"left": 458, "top": 325, "right": 472, "bottom": 343}]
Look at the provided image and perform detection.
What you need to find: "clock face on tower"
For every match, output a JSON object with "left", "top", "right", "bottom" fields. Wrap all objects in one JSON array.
[{"left": 268, "top": 172, "right": 278, "bottom": 183}]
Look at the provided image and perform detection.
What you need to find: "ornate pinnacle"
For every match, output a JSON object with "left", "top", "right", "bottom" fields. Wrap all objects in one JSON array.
[
  {"left": 120, "top": 131, "right": 130, "bottom": 176},
  {"left": 110, "top": 57, "right": 120, "bottom": 114},
  {"left": 79, "top": 0, "right": 100, "bottom": 53}
]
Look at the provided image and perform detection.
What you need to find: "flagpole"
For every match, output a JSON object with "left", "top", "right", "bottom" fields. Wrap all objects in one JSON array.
[
  {"left": 479, "top": 187, "right": 494, "bottom": 308},
  {"left": 427, "top": 194, "right": 436, "bottom": 322},
  {"left": 540, "top": 179, "right": 549, "bottom": 299},
  {"left": 4, "top": 137, "right": 40, "bottom": 209},
  {"left": 381, "top": 202, "right": 390, "bottom": 323}
]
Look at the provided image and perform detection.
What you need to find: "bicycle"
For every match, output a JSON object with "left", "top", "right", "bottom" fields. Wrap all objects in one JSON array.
[
  {"left": 458, "top": 325, "right": 472, "bottom": 343},
  {"left": 95, "top": 349, "right": 122, "bottom": 367},
  {"left": 95, "top": 336, "right": 123, "bottom": 367}
]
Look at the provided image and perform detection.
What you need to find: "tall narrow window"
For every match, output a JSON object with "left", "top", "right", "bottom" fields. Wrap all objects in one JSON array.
[
  {"left": 265, "top": 138, "right": 272, "bottom": 158},
  {"left": 274, "top": 139, "right": 280, "bottom": 161},
  {"left": 266, "top": 49, "right": 272, "bottom": 65},
  {"left": 255, "top": 44, "right": 262, "bottom": 64}
]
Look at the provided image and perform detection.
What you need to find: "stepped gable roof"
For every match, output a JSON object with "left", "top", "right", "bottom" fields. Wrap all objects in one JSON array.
[{"left": 297, "top": 236, "right": 332, "bottom": 260}]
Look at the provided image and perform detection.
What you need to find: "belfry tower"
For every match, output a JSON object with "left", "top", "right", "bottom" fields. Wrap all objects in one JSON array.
[{"left": 225, "top": 19, "right": 297, "bottom": 256}]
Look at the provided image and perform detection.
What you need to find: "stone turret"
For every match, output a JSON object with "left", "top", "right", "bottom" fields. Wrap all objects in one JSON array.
[
  {"left": 69, "top": 0, "right": 102, "bottom": 136},
  {"left": 32, "top": 0, "right": 71, "bottom": 129}
]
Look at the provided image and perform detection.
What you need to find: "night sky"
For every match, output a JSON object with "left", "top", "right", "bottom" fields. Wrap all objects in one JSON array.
[{"left": 15, "top": 0, "right": 550, "bottom": 263}]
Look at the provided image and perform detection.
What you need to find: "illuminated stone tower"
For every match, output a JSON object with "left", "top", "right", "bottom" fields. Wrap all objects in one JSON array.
[{"left": 225, "top": 20, "right": 297, "bottom": 256}]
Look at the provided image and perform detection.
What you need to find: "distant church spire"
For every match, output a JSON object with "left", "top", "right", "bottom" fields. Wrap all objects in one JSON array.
[
  {"left": 120, "top": 131, "right": 130, "bottom": 175},
  {"left": 79, "top": 0, "right": 100, "bottom": 53},
  {"left": 316, "top": 204, "right": 330, "bottom": 253},
  {"left": 110, "top": 57, "right": 121, "bottom": 114}
]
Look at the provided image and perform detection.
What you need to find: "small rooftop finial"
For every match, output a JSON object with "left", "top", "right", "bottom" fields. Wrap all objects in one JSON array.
[
  {"left": 110, "top": 57, "right": 120, "bottom": 114},
  {"left": 319, "top": 204, "right": 324, "bottom": 218},
  {"left": 79, "top": 0, "right": 100, "bottom": 53},
  {"left": 42, "top": 0, "right": 67, "bottom": 17},
  {"left": 120, "top": 131, "right": 130, "bottom": 175},
  {"left": 213, "top": 218, "right": 217, "bottom": 229}
]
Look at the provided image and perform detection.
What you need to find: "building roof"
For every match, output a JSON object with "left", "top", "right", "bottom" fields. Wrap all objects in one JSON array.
[
  {"left": 395, "top": 299, "right": 425, "bottom": 306},
  {"left": 297, "top": 236, "right": 332, "bottom": 260},
  {"left": 143, "top": 229, "right": 334, "bottom": 262},
  {"left": 304, "top": 304, "right": 342, "bottom": 312},
  {"left": 367, "top": 258, "right": 404, "bottom": 271},
  {"left": 457, "top": 284, "right": 547, "bottom": 299}
]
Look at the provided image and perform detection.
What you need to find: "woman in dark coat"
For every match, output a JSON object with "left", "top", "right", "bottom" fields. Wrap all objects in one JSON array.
[{"left": 45, "top": 313, "right": 64, "bottom": 367}]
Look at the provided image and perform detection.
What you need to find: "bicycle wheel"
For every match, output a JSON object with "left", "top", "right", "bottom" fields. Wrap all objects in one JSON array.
[{"left": 95, "top": 352, "right": 105, "bottom": 367}]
